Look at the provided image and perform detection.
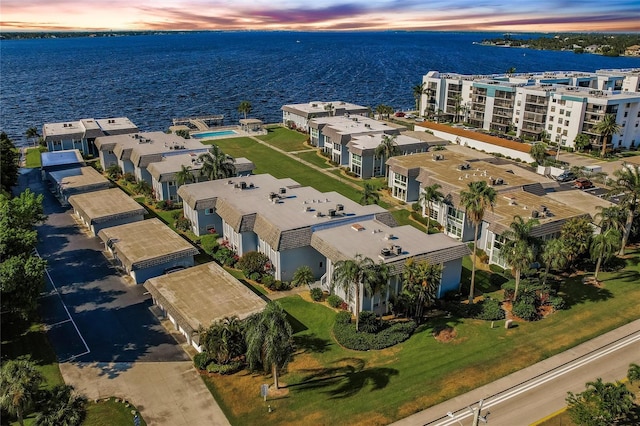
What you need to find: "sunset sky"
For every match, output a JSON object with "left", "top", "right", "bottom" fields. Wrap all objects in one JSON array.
[{"left": 2, "top": 0, "right": 640, "bottom": 32}]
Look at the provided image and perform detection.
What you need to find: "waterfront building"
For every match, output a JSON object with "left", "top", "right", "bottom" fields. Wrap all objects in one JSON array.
[
  {"left": 48, "top": 166, "right": 111, "bottom": 205},
  {"left": 42, "top": 117, "right": 138, "bottom": 156},
  {"left": 281, "top": 101, "right": 369, "bottom": 132}
]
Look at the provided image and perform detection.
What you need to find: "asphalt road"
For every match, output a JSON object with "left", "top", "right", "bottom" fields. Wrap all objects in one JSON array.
[
  {"left": 393, "top": 320, "right": 640, "bottom": 426},
  {"left": 20, "top": 168, "right": 189, "bottom": 364}
]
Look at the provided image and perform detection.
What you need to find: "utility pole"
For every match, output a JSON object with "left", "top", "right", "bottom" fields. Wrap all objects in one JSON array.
[{"left": 468, "top": 399, "right": 490, "bottom": 426}]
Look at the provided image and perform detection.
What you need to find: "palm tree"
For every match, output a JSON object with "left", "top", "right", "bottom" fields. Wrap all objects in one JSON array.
[
  {"left": 594, "top": 205, "right": 625, "bottom": 233},
  {"left": 412, "top": 82, "right": 426, "bottom": 112},
  {"left": 35, "top": 384, "right": 87, "bottom": 426},
  {"left": 359, "top": 183, "right": 380, "bottom": 205},
  {"left": 593, "top": 114, "right": 621, "bottom": 158},
  {"left": 402, "top": 258, "right": 442, "bottom": 322},
  {"left": 25, "top": 127, "right": 40, "bottom": 147},
  {"left": 453, "top": 94, "right": 463, "bottom": 123},
  {"left": 460, "top": 180, "right": 497, "bottom": 303},
  {"left": 374, "top": 135, "right": 400, "bottom": 177},
  {"left": 199, "top": 145, "right": 236, "bottom": 181},
  {"left": 323, "top": 103, "right": 335, "bottom": 116},
  {"left": 202, "top": 316, "right": 245, "bottom": 365},
  {"left": 501, "top": 215, "right": 540, "bottom": 301},
  {"left": 0, "top": 358, "right": 43, "bottom": 426},
  {"left": 292, "top": 265, "right": 315, "bottom": 287},
  {"left": 529, "top": 142, "right": 547, "bottom": 164},
  {"left": 540, "top": 238, "right": 568, "bottom": 286},
  {"left": 237, "top": 101, "right": 252, "bottom": 119},
  {"left": 175, "top": 164, "right": 195, "bottom": 187},
  {"left": 608, "top": 164, "right": 640, "bottom": 255},
  {"left": 590, "top": 228, "right": 621, "bottom": 280},
  {"left": 331, "top": 254, "right": 381, "bottom": 332},
  {"left": 419, "top": 183, "right": 444, "bottom": 234},
  {"left": 245, "top": 302, "right": 293, "bottom": 390}
]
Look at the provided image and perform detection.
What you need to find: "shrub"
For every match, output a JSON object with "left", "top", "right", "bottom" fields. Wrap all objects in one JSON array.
[
  {"left": 236, "top": 251, "right": 270, "bottom": 277},
  {"left": 213, "top": 247, "right": 235, "bottom": 266},
  {"left": 261, "top": 274, "right": 275, "bottom": 288},
  {"left": 273, "top": 280, "right": 291, "bottom": 291},
  {"left": 171, "top": 210, "right": 182, "bottom": 220},
  {"left": 475, "top": 248, "right": 489, "bottom": 264},
  {"left": 411, "top": 202, "right": 421, "bottom": 212},
  {"left": 175, "top": 216, "right": 191, "bottom": 231},
  {"left": 123, "top": 172, "right": 136, "bottom": 183},
  {"left": 339, "top": 301, "right": 349, "bottom": 311},
  {"left": 512, "top": 299, "right": 538, "bottom": 321},
  {"left": 489, "top": 264, "right": 505, "bottom": 274},
  {"left": 327, "top": 294, "right": 343, "bottom": 308},
  {"left": 194, "top": 352, "right": 211, "bottom": 370},
  {"left": 335, "top": 311, "right": 352, "bottom": 325},
  {"left": 156, "top": 200, "right": 171, "bottom": 210},
  {"left": 548, "top": 296, "right": 566, "bottom": 311},
  {"left": 333, "top": 319, "right": 417, "bottom": 350},
  {"left": 249, "top": 272, "right": 261, "bottom": 282},
  {"left": 206, "top": 361, "right": 243, "bottom": 375},
  {"left": 200, "top": 234, "right": 219, "bottom": 256},
  {"left": 475, "top": 298, "right": 505, "bottom": 321},
  {"left": 106, "top": 164, "right": 122, "bottom": 179},
  {"left": 358, "top": 311, "right": 380, "bottom": 333},
  {"left": 310, "top": 287, "right": 323, "bottom": 301}
]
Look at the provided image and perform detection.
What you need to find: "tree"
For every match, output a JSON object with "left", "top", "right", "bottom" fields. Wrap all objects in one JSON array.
[
  {"left": 1, "top": 254, "right": 47, "bottom": 319},
  {"left": 323, "top": 103, "right": 335, "bottom": 116},
  {"left": 245, "top": 302, "right": 293, "bottom": 389},
  {"left": 608, "top": 164, "right": 640, "bottom": 255},
  {"left": 359, "top": 183, "right": 380, "bottom": 205},
  {"left": 175, "top": 164, "right": 195, "bottom": 187},
  {"left": 628, "top": 363, "right": 640, "bottom": 384},
  {"left": 35, "top": 384, "right": 87, "bottom": 426},
  {"left": 236, "top": 251, "right": 270, "bottom": 277},
  {"left": 25, "top": 127, "right": 40, "bottom": 147},
  {"left": 174, "top": 129, "right": 191, "bottom": 139},
  {"left": 529, "top": 142, "right": 547, "bottom": 164},
  {"left": 1, "top": 189, "right": 47, "bottom": 258},
  {"left": 332, "top": 254, "right": 383, "bottom": 332},
  {"left": 593, "top": 113, "right": 621, "bottom": 158},
  {"left": 201, "top": 316, "right": 245, "bottom": 365},
  {"left": 292, "top": 265, "right": 314, "bottom": 287},
  {"left": 501, "top": 215, "right": 540, "bottom": 301},
  {"left": 105, "top": 164, "right": 122, "bottom": 180},
  {"left": 460, "top": 180, "right": 497, "bottom": 303},
  {"left": 506, "top": 67, "right": 516, "bottom": 75},
  {"left": 1, "top": 132, "right": 20, "bottom": 194},
  {"left": 594, "top": 205, "right": 625, "bottom": 233},
  {"left": 374, "top": 135, "right": 400, "bottom": 177},
  {"left": 566, "top": 378, "right": 634, "bottom": 426},
  {"left": 199, "top": 145, "right": 236, "bottom": 181},
  {"left": 574, "top": 133, "right": 591, "bottom": 152},
  {"left": 540, "top": 238, "right": 568, "bottom": 286},
  {"left": 453, "top": 94, "right": 463, "bottom": 123},
  {"left": 402, "top": 258, "right": 442, "bottom": 322},
  {"left": 0, "top": 358, "right": 43, "bottom": 426},
  {"left": 132, "top": 180, "right": 151, "bottom": 196},
  {"left": 419, "top": 183, "right": 444, "bottom": 234},
  {"left": 412, "top": 82, "right": 426, "bottom": 112},
  {"left": 590, "top": 228, "right": 621, "bottom": 280},
  {"left": 237, "top": 100, "right": 252, "bottom": 119},
  {"left": 560, "top": 217, "right": 593, "bottom": 268}
]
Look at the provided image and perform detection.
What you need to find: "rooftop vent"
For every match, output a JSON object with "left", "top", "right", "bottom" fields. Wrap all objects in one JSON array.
[
  {"left": 328, "top": 209, "right": 336, "bottom": 217},
  {"left": 268, "top": 192, "right": 278, "bottom": 200},
  {"left": 531, "top": 210, "right": 539, "bottom": 218},
  {"left": 457, "top": 163, "right": 471, "bottom": 171},
  {"left": 336, "top": 204, "right": 344, "bottom": 211},
  {"left": 351, "top": 223, "right": 364, "bottom": 231},
  {"left": 432, "top": 154, "right": 445, "bottom": 161},
  {"left": 279, "top": 187, "right": 286, "bottom": 194},
  {"left": 315, "top": 211, "right": 324, "bottom": 218},
  {"left": 240, "top": 181, "right": 247, "bottom": 190},
  {"left": 384, "top": 233, "right": 394, "bottom": 240}
]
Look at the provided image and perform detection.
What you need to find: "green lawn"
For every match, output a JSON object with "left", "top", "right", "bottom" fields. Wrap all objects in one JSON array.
[
  {"left": 390, "top": 209, "right": 426, "bottom": 232},
  {"left": 84, "top": 398, "right": 147, "bottom": 426},
  {"left": 203, "top": 249, "right": 640, "bottom": 426},
  {"left": 206, "top": 137, "right": 364, "bottom": 203},
  {"left": 293, "top": 150, "right": 332, "bottom": 169},
  {"left": 257, "top": 127, "right": 308, "bottom": 152},
  {"left": 25, "top": 147, "right": 47, "bottom": 168}
]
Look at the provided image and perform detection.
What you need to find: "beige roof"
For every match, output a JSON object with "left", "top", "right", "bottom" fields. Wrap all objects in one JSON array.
[
  {"left": 68, "top": 188, "right": 146, "bottom": 224},
  {"left": 144, "top": 262, "right": 266, "bottom": 341},
  {"left": 543, "top": 190, "right": 614, "bottom": 221},
  {"left": 347, "top": 133, "right": 430, "bottom": 154},
  {"left": 98, "top": 218, "right": 199, "bottom": 271},
  {"left": 281, "top": 101, "right": 369, "bottom": 118},
  {"left": 486, "top": 189, "right": 589, "bottom": 237},
  {"left": 311, "top": 219, "right": 469, "bottom": 275},
  {"left": 49, "top": 166, "right": 111, "bottom": 193}
]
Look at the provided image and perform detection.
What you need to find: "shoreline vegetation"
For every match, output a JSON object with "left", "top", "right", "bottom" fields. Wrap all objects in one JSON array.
[{"left": 479, "top": 33, "right": 640, "bottom": 57}]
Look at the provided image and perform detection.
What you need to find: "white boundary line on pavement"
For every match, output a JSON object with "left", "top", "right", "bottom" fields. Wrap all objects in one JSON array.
[
  {"left": 429, "top": 331, "right": 640, "bottom": 426},
  {"left": 35, "top": 248, "right": 90, "bottom": 362}
]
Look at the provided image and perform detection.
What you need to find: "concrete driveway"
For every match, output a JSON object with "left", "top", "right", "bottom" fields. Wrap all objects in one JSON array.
[{"left": 17, "top": 169, "right": 229, "bottom": 425}]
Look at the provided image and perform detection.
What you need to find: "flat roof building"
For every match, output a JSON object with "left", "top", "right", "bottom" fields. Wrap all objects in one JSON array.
[
  {"left": 68, "top": 188, "right": 147, "bottom": 236},
  {"left": 144, "top": 262, "right": 267, "bottom": 352},
  {"left": 282, "top": 101, "right": 370, "bottom": 132},
  {"left": 43, "top": 117, "right": 138, "bottom": 156},
  {"left": 40, "top": 149, "right": 86, "bottom": 180},
  {"left": 48, "top": 166, "right": 111, "bottom": 205},
  {"left": 98, "top": 218, "right": 199, "bottom": 284}
]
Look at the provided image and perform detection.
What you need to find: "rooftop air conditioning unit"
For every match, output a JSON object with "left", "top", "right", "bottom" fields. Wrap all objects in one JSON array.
[
  {"left": 540, "top": 205, "right": 547, "bottom": 212},
  {"left": 240, "top": 182, "right": 247, "bottom": 190},
  {"left": 495, "top": 178, "right": 504, "bottom": 185},
  {"left": 336, "top": 204, "right": 344, "bottom": 211},
  {"left": 328, "top": 209, "right": 336, "bottom": 217},
  {"left": 384, "top": 233, "right": 394, "bottom": 240},
  {"left": 394, "top": 245, "right": 402, "bottom": 255},
  {"left": 380, "top": 247, "right": 391, "bottom": 256},
  {"left": 269, "top": 192, "right": 277, "bottom": 200},
  {"left": 531, "top": 210, "right": 539, "bottom": 218},
  {"left": 279, "top": 187, "right": 286, "bottom": 194}
]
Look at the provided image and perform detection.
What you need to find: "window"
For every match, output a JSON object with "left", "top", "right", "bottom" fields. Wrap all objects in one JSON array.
[
  {"left": 562, "top": 130, "right": 568, "bottom": 136},
  {"left": 565, "top": 120, "right": 570, "bottom": 126},
  {"left": 204, "top": 208, "right": 214, "bottom": 215},
  {"left": 319, "top": 261, "right": 323, "bottom": 268},
  {"left": 558, "top": 117, "right": 562, "bottom": 124},
  {"left": 168, "top": 181, "right": 176, "bottom": 187},
  {"left": 169, "top": 195, "right": 178, "bottom": 201},
  {"left": 548, "top": 124, "right": 553, "bottom": 131},
  {"left": 565, "top": 111, "right": 571, "bottom": 117},
  {"left": 517, "top": 100, "right": 521, "bottom": 106},
  {"left": 560, "top": 109, "right": 565, "bottom": 115},
  {"left": 624, "top": 111, "right": 629, "bottom": 117},
  {"left": 550, "top": 106, "right": 556, "bottom": 112},
  {"left": 446, "top": 206, "right": 464, "bottom": 239}
]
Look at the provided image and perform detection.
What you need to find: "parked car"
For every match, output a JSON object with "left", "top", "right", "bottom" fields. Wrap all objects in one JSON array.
[
  {"left": 573, "top": 177, "right": 594, "bottom": 189},
  {"left": 394, "top": 111, "right": 405, "bottom": 117},
  {"left": 405, "top": 114, "right": 415, "bottom": 119},
  {"left": 415, "top": 117, "right": 425, "bottom": 122},
  {"left": 555, "top": 171, "right": 576, "bottom": 182}
]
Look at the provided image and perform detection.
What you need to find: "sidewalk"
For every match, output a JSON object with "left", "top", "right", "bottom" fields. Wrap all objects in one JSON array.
[{"left": 391, "top": 318, "right": 640, "bottom": 425}]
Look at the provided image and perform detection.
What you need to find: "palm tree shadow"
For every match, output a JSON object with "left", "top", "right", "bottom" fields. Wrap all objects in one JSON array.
[
  {"left": 326, "top": 367, "right": 399, "bottom": 399},
  {"left": 294, "top": 333, "right": 331, "bottom": 353}
]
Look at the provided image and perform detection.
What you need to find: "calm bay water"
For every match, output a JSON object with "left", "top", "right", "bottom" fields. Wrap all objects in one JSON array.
[{"left": 2, "top": 31, "right": 639, "bottom": 147}]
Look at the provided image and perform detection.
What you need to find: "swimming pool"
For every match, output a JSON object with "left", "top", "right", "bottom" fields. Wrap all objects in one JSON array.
[{"left": 192, "top": 129, "right": 239, "bottom": 139}]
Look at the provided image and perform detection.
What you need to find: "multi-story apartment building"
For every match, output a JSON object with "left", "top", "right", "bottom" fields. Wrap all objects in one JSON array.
[
  {"left": 421, "top": 69, "right": 640, "bottom": 151},
  {"left": 281, "top": 101, "right": 369, "bottom": 132}
]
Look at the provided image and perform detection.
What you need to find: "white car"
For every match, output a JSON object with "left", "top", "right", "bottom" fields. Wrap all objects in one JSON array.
[
  {"left": 415, "top": 117, "right": 425, "bottom": 122},
  {"left": 405, "top": 114, "right": 415, "bottom": 119}
]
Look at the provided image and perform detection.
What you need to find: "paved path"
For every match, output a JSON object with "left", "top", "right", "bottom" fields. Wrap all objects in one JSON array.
[{"left": 391, "top": 319, "right": 640, "bottom": 426}]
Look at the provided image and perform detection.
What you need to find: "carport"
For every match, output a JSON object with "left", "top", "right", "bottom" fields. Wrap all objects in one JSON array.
[
  {"left": 48, "top": 166, "right": 111, "bottom": 205},
  {"left": 68, "top": 188, "right": 146, "bottom": 236},
  {"left": 98, "top": 218, "right": 199, "bottom": 284}
]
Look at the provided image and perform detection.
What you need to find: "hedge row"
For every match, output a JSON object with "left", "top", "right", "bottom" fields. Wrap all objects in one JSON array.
[{"left": 333, "top": 318, "right": 417, "bottom": 351}]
